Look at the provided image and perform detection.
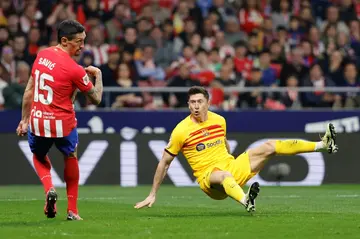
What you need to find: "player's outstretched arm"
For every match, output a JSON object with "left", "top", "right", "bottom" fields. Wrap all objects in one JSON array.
[
  {"left": 134, "top": 150, "right": 174, "bottom": 209},
  {"left": 85, "top": 66, "right": 103, "bottom": 105},
  {"left": 16, "top": 76, "right": 34, "bottom": 136}
]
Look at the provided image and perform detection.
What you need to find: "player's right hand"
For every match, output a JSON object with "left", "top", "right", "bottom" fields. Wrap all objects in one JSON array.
[
  {"left": 134, "top": 195, "right": 156, "bottom": 209},
  {"left": 84, "top": 66, "right": 101, "bottom": 76},
  {"left": 16, "top": 120, "right": 28, "bottom": 137}
]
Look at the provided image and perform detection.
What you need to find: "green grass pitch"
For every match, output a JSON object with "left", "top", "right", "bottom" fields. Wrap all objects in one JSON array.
[{"left": 0, "top": 185, "right": 359, "bottom": 239}]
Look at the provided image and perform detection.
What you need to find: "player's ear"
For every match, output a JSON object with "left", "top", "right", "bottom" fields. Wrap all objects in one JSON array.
[{"left": 61, "top": 37, "right": 68, "bottom": 47}]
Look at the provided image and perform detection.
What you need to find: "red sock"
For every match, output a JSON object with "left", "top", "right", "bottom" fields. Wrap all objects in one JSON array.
[
  {"left": 33, "top": 155, "right": 53, "bottom": 193},
  {"left": 64, "top": 157, "right": 79, "bottom": 214}
]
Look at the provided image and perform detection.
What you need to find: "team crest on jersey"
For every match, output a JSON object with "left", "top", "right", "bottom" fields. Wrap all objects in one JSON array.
[
  {"left": 196, "top": 143, "right": 206, "bottom": 152},
  {"left": 201, "top": 129, "right": 210, "bottom": 137}
]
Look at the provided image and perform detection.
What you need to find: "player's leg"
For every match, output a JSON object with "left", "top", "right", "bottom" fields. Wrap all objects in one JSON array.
[
  {"left": 209, "top": 170, "right": 247, "bottom": 206},
  {"left": 248, "top": 123, "right": 338, "bottom": 172},
  {"left": 54, "top": 128, "right": 82, "bottom": 220},
  {"left": 27, "top": 131, "right": 58, "bottom": 218}
]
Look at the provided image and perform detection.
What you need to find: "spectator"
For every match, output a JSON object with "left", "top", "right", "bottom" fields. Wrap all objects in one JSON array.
[
  {"left": 256, "top": 49, "right": 277, "bottom": 86},
  {"left": 135, "top": 45, "right": 165, "bottom": 81},
  {"left": 12, "top": 34, "right": 32, "bottom": 66},
  {"left": 2, "top": 61, "right": 29, "bottom": 109},
  {"left": 246, "top": 32, "right": 261, "bottom": 60},
  {"left": 1, "top": 45, "right": 15, "bottom": 82},
  {"left": 233, "top": 40, "right": 252, "bottom": 80},
  {"left": 6, "top": 14, "right": 20, "bottom": 37},
  {"left": 105, "top": 3, "right": 132, "bottom": 43},
  {"left": 339, "top": 62, "right": 360, "bottom": 108},
  {"left": 238, "top": 67, "right": 264, "bottom": 108},
  {"left": 280, "top": 47, "right": 309, "bottom": 86},
  {"left": 84, "top": 26, "right": 109, "bottom": 66},
  {"left": 271, "top": 0, "right": 292, "bottom": 31},
  {"left": 172, "top": 1, "right": 190, "bottom": 35},
  {"left": 100, "top": 45, "right": 121, "bottom": 87},
  {"left": 224, "top": 16, "right": 247, "bottom": 46},
  {"left": 278, "top": 75, "right": 302, "bottom": 109},
  {"left": 164, "top": 63, "right": 201, "bottom": 107},
  {"left": 239, "top": 0, "right": 264, "bottom": 34},
  {"left": 322, "top": 50, "right": 345, "bottom": 86},
  {"left": 302, "top": 63, "right": 339, "bottom": 108},
  {"left": 0, "top": 26, "right": 10, "bottom": 53},
  {"left": 339, "top": 0, "right": 357, "bottom": 25},
  {"left": 215, "top": 31, "right": 235, "bottom": 60},
  {"left": 111, "top": 63, "right": 143, "bottom": 109},
  {"left": 320, "top": 5, "right": 349, "bottom": 35},
  {"left": 79, "top": 50, "right": 95, "bottom": 67}
]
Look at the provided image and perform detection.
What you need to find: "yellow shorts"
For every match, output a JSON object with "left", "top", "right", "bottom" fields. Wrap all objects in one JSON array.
[{"left": 197, "top": 151, "right": 257, "bottom": 200}]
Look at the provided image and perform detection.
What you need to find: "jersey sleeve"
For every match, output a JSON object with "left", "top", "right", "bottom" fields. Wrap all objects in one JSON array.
[
  {"left": 72, "top": 65, "right": 94, "bottom": 93},
  {"left": 220, "top": 117, "right": 227, "bottom": 136},
  {"left": 165, "top": 126, "right": 184, "bottom": 156}
]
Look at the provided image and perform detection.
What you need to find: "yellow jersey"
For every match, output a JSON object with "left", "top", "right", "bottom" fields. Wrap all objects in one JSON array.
[{"left": 165, "top": 111, "right": 234, "bottom": 179}]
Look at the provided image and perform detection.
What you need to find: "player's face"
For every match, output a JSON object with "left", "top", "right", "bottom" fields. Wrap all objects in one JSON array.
[
  {"left": 67, "top": 32, "right": 86, "bottom": 57},
  {"left": 188, "top": 93, "right": 209, "bottom": 119}
]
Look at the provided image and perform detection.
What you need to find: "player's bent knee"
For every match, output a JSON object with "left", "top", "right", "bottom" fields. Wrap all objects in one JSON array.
[
  {"left": 263, "top": 140, "right": 276, "bottom": 156},
  {"left": 209, "top": 170, "right": 233, "bottom": 184},
  {"left": 248, "top": 140, "right": 276, "bottom": 160},
  {"left": 219, "top": 171, "right": 233, "bottom": 182}
]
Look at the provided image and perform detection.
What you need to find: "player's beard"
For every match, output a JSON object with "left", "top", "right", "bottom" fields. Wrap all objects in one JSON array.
[{"left": 75, "top": 48, "right": 82, "bottom": 56}]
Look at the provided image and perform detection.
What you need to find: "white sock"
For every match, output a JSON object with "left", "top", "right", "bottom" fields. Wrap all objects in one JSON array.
[
  {"left": 240, "top": 196, "right": 247, "bottom": 206},
  {"left": 315, "top": 141, "right": 325, "bottom": 151}
]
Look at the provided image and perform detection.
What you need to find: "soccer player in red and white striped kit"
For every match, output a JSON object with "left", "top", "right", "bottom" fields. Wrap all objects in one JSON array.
[{"left": 16, "top": 20, "right": 103, "bottom": 220}]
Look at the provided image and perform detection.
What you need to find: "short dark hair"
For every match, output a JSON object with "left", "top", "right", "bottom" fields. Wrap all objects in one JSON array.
[
  {"left": 57, "top": 20, "right": 85, "bottom": 43},
  {"left": 188, "top": 86, "right": 209, "bottom": 101}
]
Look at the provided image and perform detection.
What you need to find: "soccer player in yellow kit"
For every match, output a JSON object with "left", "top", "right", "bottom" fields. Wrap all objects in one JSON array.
[{"left": 135, "top": 86, "right": 338, "bottom": 212}]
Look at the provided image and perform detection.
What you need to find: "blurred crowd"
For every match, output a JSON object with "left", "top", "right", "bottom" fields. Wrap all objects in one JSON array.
[{"left": 1, "top": 0, "right": 360, "bottom": 110}]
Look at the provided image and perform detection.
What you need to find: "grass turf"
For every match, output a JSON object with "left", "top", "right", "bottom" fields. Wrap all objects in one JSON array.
[{"left": 0, "top": 185, "right": 359, "bottom": 239}]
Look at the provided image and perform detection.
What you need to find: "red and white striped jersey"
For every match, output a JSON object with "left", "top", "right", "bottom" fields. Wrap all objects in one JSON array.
[{"left": 29, "top": 47, "right": 94, "bottom": 138}]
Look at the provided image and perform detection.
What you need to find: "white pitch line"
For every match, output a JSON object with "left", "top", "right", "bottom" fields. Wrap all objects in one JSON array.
[
  {"left": 0, "top": 197, "right": 122, "bottom": 202},
  {"left": 0, "top": 194, "right": 358, "bottom": 202},
  {"left": 336, "top": 194, "right": 359, "bottom": 198}
]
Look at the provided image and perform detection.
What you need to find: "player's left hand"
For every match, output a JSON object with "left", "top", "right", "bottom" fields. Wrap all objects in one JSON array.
[
  {"left": 134, "top": 195, "right": 156, "bottom": 209},
  {"left": 84, "top": 66, "right": 101, "bottom": 76},
  {"left": 16, "top": 120, "right": 28, "bottom": 136}
]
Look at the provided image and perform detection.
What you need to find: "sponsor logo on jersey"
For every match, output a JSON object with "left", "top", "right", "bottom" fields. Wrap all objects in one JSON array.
[
  {"left": 83, "top": 75, "right": 90, "bottom": 86},
  {"left": 196, "top": 143, "right": 206, "bottom": 152},
  {"left": 206, "top": 139, "right": 223, "bottom": 148}
]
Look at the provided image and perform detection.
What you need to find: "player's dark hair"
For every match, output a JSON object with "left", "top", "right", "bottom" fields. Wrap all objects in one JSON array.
[
  {"left": 57, "top": 20, "right": 85, "bottom": 43},
  {"left": 188, "top": 86, "right": 209, "bottom": 101}
]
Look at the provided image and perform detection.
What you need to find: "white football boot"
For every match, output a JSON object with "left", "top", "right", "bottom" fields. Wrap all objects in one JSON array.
[{"left": 321, "top": 123, "right": 338, "bottom": 154}]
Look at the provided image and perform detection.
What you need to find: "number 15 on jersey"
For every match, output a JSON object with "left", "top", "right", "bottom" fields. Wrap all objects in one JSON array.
[{"left": 34, "top": 69, "right": 54, "bottom": 105}]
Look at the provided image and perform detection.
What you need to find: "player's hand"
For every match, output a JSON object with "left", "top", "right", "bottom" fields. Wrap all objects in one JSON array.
[
  {"left": 16, "top": 120, "right": 28, "bottom": 136},
  {"left": 134, "top": 195, "right": 156, "bottom": 209},
  {"left": 84, "top": 66, "right": 101, "bottom": 76}
]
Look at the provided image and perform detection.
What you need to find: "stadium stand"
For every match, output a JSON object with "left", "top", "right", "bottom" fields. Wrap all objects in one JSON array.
[{"left": 0, "top": 0, "right": 360, "bottom": 110}]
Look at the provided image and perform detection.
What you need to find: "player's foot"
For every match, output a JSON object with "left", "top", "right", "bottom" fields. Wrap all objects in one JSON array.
[
  {"left": 321, "top": 123, "right": 338, "bottom": 154},
  {"left": 245, "top": 182, "right": 260, "bottom": 212},
  {"left": 67, "top": 211, "right": 83, "bottom": 221},
  {"left": 44, "top": 188, "right": 57, "bottom": 218}
]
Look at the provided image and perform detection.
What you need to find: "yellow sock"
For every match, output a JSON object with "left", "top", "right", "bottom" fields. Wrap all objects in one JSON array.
[
  {"left": 275, "top": 140, "right": 317, "bottom": 155},
  {"left": 221, "top": 177, "right": 245, "bottom": 204}
]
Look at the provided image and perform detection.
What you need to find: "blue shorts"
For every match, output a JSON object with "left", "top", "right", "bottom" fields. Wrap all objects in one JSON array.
[{"left": 28, "top": 127, "right": 78, "bottom": 157}]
